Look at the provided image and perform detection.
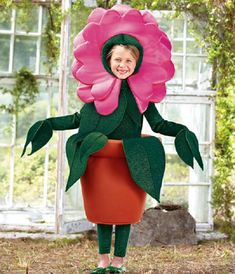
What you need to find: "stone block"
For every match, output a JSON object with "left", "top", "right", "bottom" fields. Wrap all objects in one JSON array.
[{"left": 129, "top": 205, "right": 197, "bottom": 246}]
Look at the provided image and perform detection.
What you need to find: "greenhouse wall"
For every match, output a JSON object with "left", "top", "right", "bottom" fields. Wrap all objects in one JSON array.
[{"left": 0, "top": 5, "right": 215, "bottom": 233}]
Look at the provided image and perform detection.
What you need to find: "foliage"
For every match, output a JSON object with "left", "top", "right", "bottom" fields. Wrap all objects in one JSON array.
[
  {"left": 42, "top": 3, "right": 62, "bottom": 75},
  {"left": 0, "top": 67, "right": 39, "bottom": 135}
]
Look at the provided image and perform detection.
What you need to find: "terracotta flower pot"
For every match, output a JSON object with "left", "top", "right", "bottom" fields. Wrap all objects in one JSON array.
[{"left": 81, "top": 139, "right": 147, "bottom": 225}]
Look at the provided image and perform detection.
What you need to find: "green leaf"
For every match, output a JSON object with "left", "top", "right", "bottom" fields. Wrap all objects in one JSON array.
[
  {"left": 21, "top": 120, "right": 53, "bottom": 157},
  {"left": 65, "top": 132, "right": 108, "bottom": 191},
  {"left": 175, "top": 129, "right": 204, "bottom": 170},
  {"left": 123, "top": 136, "right": 165, "bottom": 201}
]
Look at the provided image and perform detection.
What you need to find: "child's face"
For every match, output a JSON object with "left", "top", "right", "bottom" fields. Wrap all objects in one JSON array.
[{"left": 110, "top": 46, "right": 137, "bottom": 79}]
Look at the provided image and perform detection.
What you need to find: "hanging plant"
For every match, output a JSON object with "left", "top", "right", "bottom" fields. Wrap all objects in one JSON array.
[{"left": 0, "top": 67, "right": 39, "bottom": 134}]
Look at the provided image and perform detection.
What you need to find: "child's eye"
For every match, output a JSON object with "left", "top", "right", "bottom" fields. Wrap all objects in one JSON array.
[
  {"left": 115, "top": 58, "right": 121, "bottom": 62},
  {"left": 127, "top": 60, "right": 132, "bottom": 63}
]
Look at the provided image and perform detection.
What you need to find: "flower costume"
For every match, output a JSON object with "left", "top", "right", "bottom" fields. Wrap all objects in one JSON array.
[{"left": 22, "top": 5, "right": 203, "bottom": 273}]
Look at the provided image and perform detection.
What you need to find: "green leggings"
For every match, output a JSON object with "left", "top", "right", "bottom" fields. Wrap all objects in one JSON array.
[{"left": 97, "top": 224, "right": 131, "bottom": 257}]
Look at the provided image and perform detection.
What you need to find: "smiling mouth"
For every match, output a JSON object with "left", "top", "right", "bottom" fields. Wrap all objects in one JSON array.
[{"left": 117, "top": 69, "right": 128, "bottom": 74}]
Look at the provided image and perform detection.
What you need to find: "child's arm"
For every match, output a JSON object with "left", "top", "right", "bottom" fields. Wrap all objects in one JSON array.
[
  {"left": 144, "top": 103, "right": 204, "bottom": 170},
  {"left": 21, "top": 112, "right": 81, "bottom": 157}
]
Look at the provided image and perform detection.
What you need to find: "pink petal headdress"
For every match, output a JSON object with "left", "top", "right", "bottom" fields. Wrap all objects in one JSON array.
[{"left": 72, "top": 4, "right": 175, "bottom": 115}]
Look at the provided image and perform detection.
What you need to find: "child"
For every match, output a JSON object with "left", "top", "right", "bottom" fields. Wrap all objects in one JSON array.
[
  {"left": 91, "top": 44, "right": 141, "bottom": 273},
  {"left": 22, "top": 5, "right": 203, "bottom": 274}
]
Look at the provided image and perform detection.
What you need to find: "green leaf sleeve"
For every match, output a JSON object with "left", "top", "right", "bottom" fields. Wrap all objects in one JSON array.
[
  {"left": 144, "top": 103, "right": 203, "bottom": 170},
  {"left": 21, "top": 112, "right": 81, "bottom": 157}
]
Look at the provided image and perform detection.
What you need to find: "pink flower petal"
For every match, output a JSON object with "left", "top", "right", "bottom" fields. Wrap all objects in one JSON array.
[
  {"left": 83, "top": 22, "right": 102, "bottom": 47},
  {"left": 100, "top": 9, "right": 121, "bottom": 25},
  {"left": 71, "top": 60, "right": 83, "bottom": 79},
  {"left": 141, "top": 11, "right": 158, "bottom": 25},
  {"left": 88, "top": 7, "right": 106, "bottom": 23},
  {"left": 111, "top": 4, "right": 132, "bottom": 15},
  {"left": 74, "top": 41, "right": 103, "bottom": 70},
  {"left": 73, "top": 31, "right": 85, "bottom": 48},
  {"left": 128, "top": 75, "right": 152, "bottom": 101},
  {"left": 76, "top": 66, "right": 108, "bottom": 85},
  {"left": 134, "top": 95, "right": 149, "bottom": 114},
  {"left": 122, "top": 9, "right": 143, "bottom": 24},
  {"left": 94, "top": 79, "right": 121, "bottom": 116},
  {"left": 91, "top": 76, "right": 116, "bottom": 100},
  {"left": 151, "top": 83, "right": 167, "bottom": 103},
  {"left": 77, "top": 83, "right": 94, "bottom": 103},
  {"left": 160, "top": 33, "right": 172, "bottom": 50}
]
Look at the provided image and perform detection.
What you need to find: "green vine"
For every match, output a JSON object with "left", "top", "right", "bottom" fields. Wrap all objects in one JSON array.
[{"left": 0, "top": 67, "right": 39, "bottom": 134}]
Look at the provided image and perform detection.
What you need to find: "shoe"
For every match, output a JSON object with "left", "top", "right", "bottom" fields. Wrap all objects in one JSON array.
[
  {"left": 106, "top": 265, "right": 126, "bottom": 273},
  {"left": 90, "top": 267, "right": 107, "bottom": 273}
]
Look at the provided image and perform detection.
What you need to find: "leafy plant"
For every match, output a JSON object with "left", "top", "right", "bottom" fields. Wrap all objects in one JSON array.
[{"left": 0, "top": 67, "right": 39, "bottom": 135}]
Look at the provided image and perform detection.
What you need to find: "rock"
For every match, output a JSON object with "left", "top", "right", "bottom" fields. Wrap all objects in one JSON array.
[{"left": 129, "top": 205, "right": 197, "bottom": 246}]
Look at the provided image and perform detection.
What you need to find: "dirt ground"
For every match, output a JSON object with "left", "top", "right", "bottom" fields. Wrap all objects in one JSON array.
[{"left": 0, "top": 232, "right": 234, "bottom": 274}]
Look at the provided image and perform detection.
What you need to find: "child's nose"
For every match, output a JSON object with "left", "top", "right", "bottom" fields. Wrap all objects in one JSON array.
[{"left": 119, "top": 62, "right": 126, "bottom": 67}]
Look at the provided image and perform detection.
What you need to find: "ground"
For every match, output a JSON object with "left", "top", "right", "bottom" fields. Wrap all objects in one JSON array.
[{"left": 0, "top": 232, "right": 234, "bottom": 274}]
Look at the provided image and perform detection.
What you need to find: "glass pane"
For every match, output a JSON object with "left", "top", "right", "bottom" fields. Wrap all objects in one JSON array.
[
  {"left": 172, "top": 40, "right": 183, "bottom": 53},
  {"left": 170, "top": 56, "right": 183, "bottom": 86},
  {"left": 39, "top": 37, "right": 48, "bottom": 75},
  {"left": 0, "top": 112, "right": 12, "bottom": 144},
  {"left": 185, "top": 56, "right": 199, "bottom": 88},
  {"left": 158, "top": 18, "right": 172, "bottom": 35},
  {"left": 173, "top": 19, "right": 184, "bottom": 38},
  {"left": 161, "top": 185, "right": 189, "bottom": 208},
  {"left": 47, "top": 147, "right": 57, "bottom": 207},
  {"left": 13, "top": 147, "right": 44, "bottom": 207},
  {"left": 164, "top": 154, "right": 189, "bottom": 183},
  {"left": 0, "top": 35, "right": 10, "bottom": 72},
  {"left": 64, "top": 181, "right": 86, "bottom": 222},
  {"left": 0, "top": 10, "right": 12, "bottom": 30},
  {"left": 13, "top": 36, "right": 37, "bottom": 72},
  {"left": 187, "top": 40, "right": 201, "bottom": 54},
  {"left": 199, "top": 60, "right": 212, "bottom": 90},
  {"left": 186, "top": 56, "right": 211, "bottom": 89},
  {"left": 164, "top": 103, "right": 211, "bottom": 142},
  {"left": 68, "top": 78, "right": 84, "bottom": 114},
  {"left": 0, "top": 147, "right": 10, "bottom": 207},
  {"left": 40, "top": 37, "right": 60, "bottom": 75},
  {"left": 16, "top": 7, "right": 39, "bottom": 33}
]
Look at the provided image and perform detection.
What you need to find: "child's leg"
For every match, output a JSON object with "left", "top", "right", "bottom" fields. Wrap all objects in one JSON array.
[
  {"left": 112, "top": 224, "right": 131, "bottom": 267},
  {"left": 97, "top": 224, "right": 113, "bottom": 267}
]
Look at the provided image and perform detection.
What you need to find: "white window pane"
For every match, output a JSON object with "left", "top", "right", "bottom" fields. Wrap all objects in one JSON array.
[
  {"left": 0, "top": 35, "right": 10, "bottom": 71},
  {"left": 164, "top": 154, "right": 189, "bottom": 183},
  {"left": 16, "top": 7, "right": 39, "bottom": 33},
  {"left": 0, "top": 11, "right": 12, "bottom": 30},
  {"left": 161, "top": 185, "right": 189, "bottom": 207},
  {"left": 0, "top": 112, "right": 12, "bottom": 144},
  {"left": 158, "top": 18, "right": 172, "bottom": 35},
  {"left": 187, "top": 40, "right": 201, "bottom": 54},
  {"left": 185, "top": 57, "right": 211, "bottom": 90},
  {"left": 13, "top": 36, "right": 37, "bottom": 72},
  {"left": 164, "top": 103, "right": 211, "bottom": 142},
  {"left": 172, "top": 40, "right": 183, "bottom": 53},
  {"left": 170, "top": 56, "right": 183, "bottom": 86},
  {"left": 172, "top": 19, "right": 184, "bottom": 38},
  {"left": 64, "top": 182, "right": 86, "bottom": 222}
]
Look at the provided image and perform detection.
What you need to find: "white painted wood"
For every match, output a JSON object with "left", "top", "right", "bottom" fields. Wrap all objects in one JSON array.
[{"left": 55, "top": 0, "right": 71, "bottom": 234}]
